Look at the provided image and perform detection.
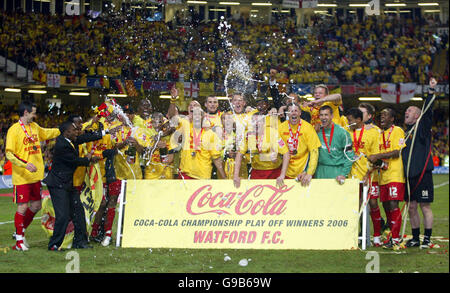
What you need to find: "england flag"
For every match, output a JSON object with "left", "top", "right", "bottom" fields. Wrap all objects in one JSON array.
[{"left": 380, "top": 83, "right": 417, "bottom": 104}]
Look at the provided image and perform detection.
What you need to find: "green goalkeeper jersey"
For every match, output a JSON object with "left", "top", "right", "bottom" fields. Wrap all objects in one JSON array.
[{"left": 315, "top": 123, "right": 354, "bottom": 179}]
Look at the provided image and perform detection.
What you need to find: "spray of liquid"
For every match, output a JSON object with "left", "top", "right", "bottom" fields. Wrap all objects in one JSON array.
[
  {"left": 219, "top": 18, "right": 264, "bottom": 112},
  {"left": 102, "top": 99, "right": 139, "bottom": 183}
]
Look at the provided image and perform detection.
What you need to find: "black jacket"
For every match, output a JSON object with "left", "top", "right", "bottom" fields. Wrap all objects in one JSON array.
[
  {"left": 402, "top": 92, "right": 435, "bottom": 178},
  {"left": 43, "top": 131, "right": 103, "bottom": 189},
  {"left": 269, "top": 82, "right": 283, "bottom": 111},
  {"left": 103, "top": 148, "right": 118, "bottom": 184}
]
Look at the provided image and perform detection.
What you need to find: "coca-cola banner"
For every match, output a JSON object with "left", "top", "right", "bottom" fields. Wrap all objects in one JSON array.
[{"left": 119, "top": 179, "right": 359, "bottom": 250}]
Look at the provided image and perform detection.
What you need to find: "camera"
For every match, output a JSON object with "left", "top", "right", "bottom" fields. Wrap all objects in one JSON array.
[
  {"left": 374, "top": 159, "right": 389, "bottom": 170},
  {"left": 159, "top": 147, "right": 168, "bottom": 162},
  {"left": 125, "top": 146, "right": 136, "bottom": 157}
]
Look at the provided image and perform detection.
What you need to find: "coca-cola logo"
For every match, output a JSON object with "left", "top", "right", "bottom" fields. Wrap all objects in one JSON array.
[
  {"left": 186, "top": 184, "right": 292, "bottom": 216},
  {"left": 22, "top": 134, "right": 38, "bottom": 145}
]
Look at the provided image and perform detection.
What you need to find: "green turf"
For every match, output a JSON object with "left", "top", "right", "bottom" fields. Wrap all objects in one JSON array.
[{"left": 0, "top": 175, "right": 448, "bottom": 273}]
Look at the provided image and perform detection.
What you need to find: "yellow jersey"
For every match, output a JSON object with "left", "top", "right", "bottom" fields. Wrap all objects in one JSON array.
[
  {"left": 73, "top": 143, "right": 92, "bottom": 187},
  {"left": 368, "top": 124, "right": 381, "bottom": 183},
  {"left": 340, "top": 115, "right": 349, "bottom": 129},
  {"left": 175, "top": 130, "right": 222, "bottom": 179},
  {"left": 378, "top": 125, "right": 405, "bottom": 185},
  {"left": 144, "top": 135, "right": 173, "bottom": 179},
  {"left": 301, "top": 101, "right": 341, "bottom": 129},
  {"left": 133, "top": 115, "right": 153, "bottom": 130},
  {"left": 133, "top": 115, "right": 157, "bottom": 139},
  {"left": 112, "top": 124, "right": 144, "bottom": 180},
  {"left": 204, "top": 111, "right": 223, "bottom": 130},
  {"left": 222, "top": 132, "right": 248, "bottom": 179},
  {"left": 90, "top": 120, "right": 123, "bottom": 182},
  {"left": 170, "top": 118, "right": 222, "bottom": 179},
  {"left": 278, "top": 119, "right": 321, "bottom": 178},
  {"left": 240, "top": 115, "right": 288, "bottom": 171},
  {"left": 132, "top": 115, "right": 145, "bottom": 128},
  {"left": 226, "top": 111, "right": 252, "bottom": 134},
  {"left": 6, "top": 121, "right": 60, "bottom": 185},
  {"left": 349, "top": 126, "right": 380, "bottom": 181},
  {"left": 73, "top": 120, "right": 111, "bottom": 187}
]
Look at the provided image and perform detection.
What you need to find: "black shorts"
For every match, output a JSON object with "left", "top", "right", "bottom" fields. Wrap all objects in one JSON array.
[{"left": 405, "top": 171, "right": 434, "bottom": 203}]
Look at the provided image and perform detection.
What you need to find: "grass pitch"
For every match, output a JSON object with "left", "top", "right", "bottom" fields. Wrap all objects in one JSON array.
[{"left": 0, "top": 175, "right": 448, "bottom": 274}]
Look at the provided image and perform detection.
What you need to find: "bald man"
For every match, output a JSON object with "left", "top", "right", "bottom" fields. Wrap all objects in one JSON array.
[{"left": 402, "top": 78, "right": 437, "bottom": 249}]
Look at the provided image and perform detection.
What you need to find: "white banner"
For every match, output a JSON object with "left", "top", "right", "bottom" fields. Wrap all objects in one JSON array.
[
  {"left": 184, "top": 82, "right": 200, "bottom": 98},
  {"left": 46, "top": 73, "right": 61, "bottom": 88},
  {"left": 380, "top": 83, "right": 417, "bottom": 104},
  {"left": 119, "top": 179, "right": 360, "bottom": 250},
  {"left": 415, "top": 84, "right": 449, "bottom": 95}
]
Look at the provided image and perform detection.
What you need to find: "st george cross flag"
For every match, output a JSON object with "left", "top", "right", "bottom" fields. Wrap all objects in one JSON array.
[
  {"left": 184, "top": 82, "right": 200, "bottom": 98},
  {"left": 46, "top": 73, "right": 60, "bottom": 88},
  {"left": 380, "top": 83, "right": 417, "bottom": 104}
]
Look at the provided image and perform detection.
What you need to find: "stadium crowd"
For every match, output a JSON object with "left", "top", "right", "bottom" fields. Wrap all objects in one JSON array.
[{"left": 0, "top": 9, "right": 448, "bottom": 84}]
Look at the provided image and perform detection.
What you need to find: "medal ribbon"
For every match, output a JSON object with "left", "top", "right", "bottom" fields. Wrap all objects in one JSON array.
[
  {"left": 146, "top": 119, "right": 153, "bottom": 129},
  {"left": 288, "top": 121, "right": 301, "bottom": 154},
  {"left": 90, "top": 140, "right": 100, "bottom": 155},
  {"left": 190, "top": 124, "right": 203, "bottom": 151},
  {"left": 321, "top": 123, "right": 334, "bottom": 153},
  {"left": 382, "top": 125, "right": 394, "bottom": 150},
  {"left": 19, "top": 119, "right": 36, "bottom": 144},
  {"left": 353, "top": 125, "right": 365, "bottom": 154},
  {"left": 117, "top": 127, "right": 131, "bottom": 143}
]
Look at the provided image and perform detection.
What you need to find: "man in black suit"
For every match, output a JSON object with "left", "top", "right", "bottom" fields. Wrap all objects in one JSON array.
[{"left": 44, "top": 120, "right": 103, "bottom": 251}]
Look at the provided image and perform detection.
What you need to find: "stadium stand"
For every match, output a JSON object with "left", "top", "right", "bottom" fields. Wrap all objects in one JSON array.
[{"left": 0, "top": 10, "right": 448, "bottom": 84}]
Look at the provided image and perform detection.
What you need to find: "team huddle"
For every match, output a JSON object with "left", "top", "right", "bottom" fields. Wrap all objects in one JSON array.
[{"left": 5, "top": 78, "right": 438, "bottom": 251}]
